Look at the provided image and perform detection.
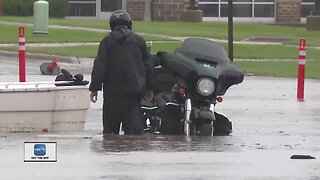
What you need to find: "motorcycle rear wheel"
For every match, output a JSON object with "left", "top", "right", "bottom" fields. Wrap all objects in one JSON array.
[{"left": 159, "top": 105, "right": 183, "bottom": 135}]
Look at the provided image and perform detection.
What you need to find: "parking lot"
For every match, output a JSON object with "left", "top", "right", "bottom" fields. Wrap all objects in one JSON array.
[{"left": 0, "top": 54, "right": 319, "bottom": 179}]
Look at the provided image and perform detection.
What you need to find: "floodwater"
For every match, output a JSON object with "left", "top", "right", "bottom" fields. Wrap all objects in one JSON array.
[{"left": 0, "top": 56, "right": 320, "bottom": 179}]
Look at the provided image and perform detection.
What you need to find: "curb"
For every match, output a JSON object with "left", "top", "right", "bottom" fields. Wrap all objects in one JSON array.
[{"left": 0, "top": 50, "right": 78, "bottom": 64}]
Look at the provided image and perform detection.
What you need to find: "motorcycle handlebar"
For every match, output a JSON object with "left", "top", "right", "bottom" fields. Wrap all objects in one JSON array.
[
  {"left": 152, "top": 52, "right": 167, "bottom": 67},
  {"left": 156, "top": 51, "right": 167, "bottom": 58}
]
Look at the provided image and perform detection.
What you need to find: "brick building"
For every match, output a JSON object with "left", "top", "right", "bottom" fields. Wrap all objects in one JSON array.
[
  {"left": 276, "top": 0, "right": 302, "bottom": 24},
  {"left": 67, "top": 0, "right": 315, "bottom": 24}
]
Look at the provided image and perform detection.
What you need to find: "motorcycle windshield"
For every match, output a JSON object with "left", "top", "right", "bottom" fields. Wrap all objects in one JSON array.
[{"left": 175, "top": 38, "right": 231, "bottom": 65}]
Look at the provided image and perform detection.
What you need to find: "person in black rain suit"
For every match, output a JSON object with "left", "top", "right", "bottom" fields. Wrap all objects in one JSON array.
[{"left": 89, "top": 10, "right": 155, "bottom": 135}]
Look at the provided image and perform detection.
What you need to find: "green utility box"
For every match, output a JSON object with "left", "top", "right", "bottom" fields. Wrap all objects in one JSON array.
[{"left": 33, "top": 0, "right": 49, "bottom": 36}]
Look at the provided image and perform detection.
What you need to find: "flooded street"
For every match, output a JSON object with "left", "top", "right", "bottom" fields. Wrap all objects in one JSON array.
[{"left": 0, "top": 56, "right": 320, "bottom": 179}]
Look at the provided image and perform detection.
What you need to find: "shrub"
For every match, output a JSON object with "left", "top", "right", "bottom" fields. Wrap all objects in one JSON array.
[
  {"left": 46, "top": 0, "right": 69, "bottom": 18},
  {"left": 4, "top": 0, "right": 69, "bottom": 18},
  {"left": 26, "top": 0, "right": 38, "bottom": 16},
  {"left": 3, "top": 0, "right": 29, "bottom": 16}
]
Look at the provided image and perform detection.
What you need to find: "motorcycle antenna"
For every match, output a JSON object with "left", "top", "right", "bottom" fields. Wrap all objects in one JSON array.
[
  {"left": 228, "top": 0, "right": 234, "bottom": 62},
  {"left": 148, "top": 41, "right": 153, "bottom": 53}
]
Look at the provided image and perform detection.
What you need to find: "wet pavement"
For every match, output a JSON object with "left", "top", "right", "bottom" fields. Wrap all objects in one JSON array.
[{"left": 0, "top": 55, "right": 320, "bottom": 179}]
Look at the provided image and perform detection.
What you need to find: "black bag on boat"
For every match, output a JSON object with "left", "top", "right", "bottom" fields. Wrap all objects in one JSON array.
[{"left": 55, "top": 69, "right": 89, "bottom": 86}]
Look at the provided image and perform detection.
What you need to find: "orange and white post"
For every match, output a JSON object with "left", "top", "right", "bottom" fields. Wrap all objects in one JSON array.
[
  {"left": 297, "top": 38, "right": 306, "bottom": 101},
  {"left": 18, "top": 26, "right": 26, "bottom": 82}
]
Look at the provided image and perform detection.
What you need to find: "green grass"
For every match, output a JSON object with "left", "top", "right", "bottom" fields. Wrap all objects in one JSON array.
[
  {"left": 0, "top": 24, "right": 170, "bottom": 43},
  {"left": 0, "top": 24, "right": 105, "bottom": 43},
  {"left": 0, "top": 43, "right": 182, "bottom": 58},
  {"left": 1, "top": 16, "right": 320, "bottom": 46},
  {"left": 231, "top": 44, "right": 320, "bottom": 60},
  {"left": 153, "top": 43, "right": 320, "bottom": 60},
  {"left": 234, "top": 60, "right": 320, "bottom": 79},
  {"left": 154, "top": 42, "right": 320, "bottom": 60},
  {"left": 1, "top": 16, "right": 320, "bottom": 78},
  {"left": 2, "top": 42, "right": 320, "bottom": 60},
  {"left": 1, "top": 42, "right": 319, "bottom": 79}
]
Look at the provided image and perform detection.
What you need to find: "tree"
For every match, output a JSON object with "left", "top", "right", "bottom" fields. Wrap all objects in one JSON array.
[
  {"left": 314, "top": 0, "right": 320, "bottom": 15},
  {"left": 0, "top": 0, "right": 3, "bottom": 16},
  {"left": 3, "top": 0, "right": 29, "bottom": 16},
  {"left": 187, "top": 0, "right": 197, "bottom": 10}
]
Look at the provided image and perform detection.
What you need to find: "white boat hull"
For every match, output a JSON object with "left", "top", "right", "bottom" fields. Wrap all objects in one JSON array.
[{"left": 0, "top": 82, "right": 90, "bottom": 132}]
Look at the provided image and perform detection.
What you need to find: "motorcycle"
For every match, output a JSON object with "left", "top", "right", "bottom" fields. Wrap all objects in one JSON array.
[{"left": 142, "top": 38, "right": 244, "bottom": 136}]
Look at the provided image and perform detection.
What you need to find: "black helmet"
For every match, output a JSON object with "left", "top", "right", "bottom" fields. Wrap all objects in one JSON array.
[{"left": 109, "top": 10, "right": 132, "bottom": 31}]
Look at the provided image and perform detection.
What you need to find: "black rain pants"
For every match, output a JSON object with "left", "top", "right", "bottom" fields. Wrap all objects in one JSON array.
[{"left": 102, "top": 94, "right": 143, "bottom": 135}]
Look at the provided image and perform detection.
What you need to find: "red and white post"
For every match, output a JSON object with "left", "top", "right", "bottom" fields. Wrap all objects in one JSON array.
[
  {"left": 297, "top": 38, "right": 306, "bottom": 101},
  {"left": 18, "top": 26, "right": 26, "bottom": 82}
]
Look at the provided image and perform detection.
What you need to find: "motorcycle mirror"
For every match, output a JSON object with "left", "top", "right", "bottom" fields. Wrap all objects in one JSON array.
[
  {"left": 178, "top": 88, "right": 185, "bottom": 96},
  {"left": 216, "top": 96, "right": 223, "bottom": 103}
]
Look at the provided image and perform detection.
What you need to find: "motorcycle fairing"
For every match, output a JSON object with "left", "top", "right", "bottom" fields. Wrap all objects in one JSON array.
[{"left": 160, "top": 38, "right": 244, "bottom": 96}]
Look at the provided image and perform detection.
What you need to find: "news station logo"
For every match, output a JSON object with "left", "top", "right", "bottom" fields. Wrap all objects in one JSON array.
[
  {"left": 34, "top": 144, "right": 46, "bottom": 156},
  {"left": 24, "top": 142, "right": 57, "bottom": 162}
]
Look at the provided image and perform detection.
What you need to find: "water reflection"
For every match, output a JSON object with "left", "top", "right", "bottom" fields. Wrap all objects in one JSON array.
[{"left": 91, "top": 134, "right": 241, "bottom": 153}]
